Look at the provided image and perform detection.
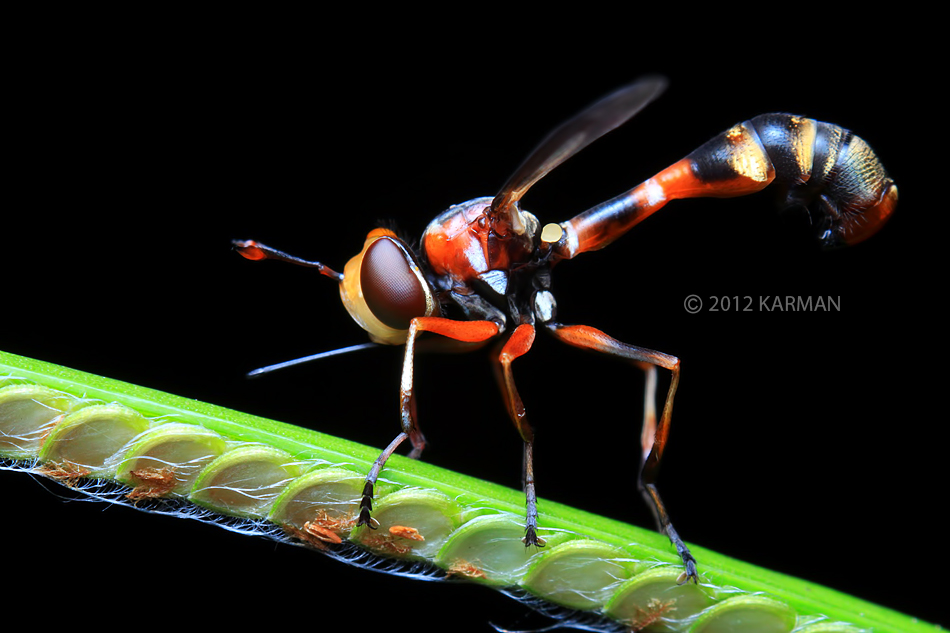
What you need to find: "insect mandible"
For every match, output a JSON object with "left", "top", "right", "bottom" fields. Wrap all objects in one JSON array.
[{"left": 233, "top": 75, "right": 897, "bottom": 583}]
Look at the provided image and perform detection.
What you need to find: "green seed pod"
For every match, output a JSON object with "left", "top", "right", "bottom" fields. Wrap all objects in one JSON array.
[
  {"left": 351, "top": 488, "right": 461, "bottom": 559},
  {"left": 38, "top": 403, "right": 150, "bottom": 475},
  {"left": 268, "top": 466, "right": 365, "bottom": 533},
  {"left": 605, "top": 566, "right": 716, "bottom": 631},
  {"left": 521, "top": 539, "right": 636, "bottom": 611},
  {"left": 0, "top": 384, "right": 78, "bottom": 458},
  {"left": 437, "top": 513, "right": 548, "bottom": 585},
  {"left": 115, "top": 423, "right": 228, "bottom": 496},
  {"left": 687, "top": 594, "right": 797, "bottom": 632},
  {"left": 190, "top": 444, "right": 303, "bottom": 518}
]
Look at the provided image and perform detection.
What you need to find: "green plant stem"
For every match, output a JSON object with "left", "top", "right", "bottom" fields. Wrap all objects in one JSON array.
[{"left": 0, "top": 350, "right": 939, "bottom": 633}]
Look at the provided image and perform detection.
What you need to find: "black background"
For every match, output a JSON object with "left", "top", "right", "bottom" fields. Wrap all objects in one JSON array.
[{"left": 3, "top": 13, "right": 943, "bottom": 632}]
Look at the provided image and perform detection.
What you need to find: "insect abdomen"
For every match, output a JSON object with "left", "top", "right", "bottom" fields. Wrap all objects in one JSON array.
[
  {"left": 557, "top": 114, "right": 897, "bottom": 258},
  {"left": 690, "top": 113, "right": 897, "bottom": 248}
]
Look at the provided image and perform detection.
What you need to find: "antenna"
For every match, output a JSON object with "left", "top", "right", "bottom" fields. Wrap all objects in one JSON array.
[{"left": 246, "top": 342, "right": 379, "bottom": 378}]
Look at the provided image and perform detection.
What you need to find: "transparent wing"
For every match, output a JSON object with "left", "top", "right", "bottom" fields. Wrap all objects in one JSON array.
[{"left": 490, "top": 75, "right": 667, "bottom": 216}]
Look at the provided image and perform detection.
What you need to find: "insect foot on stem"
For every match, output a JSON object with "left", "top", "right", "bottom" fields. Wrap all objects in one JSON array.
[
  {"left": 676, "top": 552, "right": 698, "bottom": 585},
  {"left": 522, "top": 525, "right": 547, "bottom": 548},
  {"left": 358, "top": 481, "right": 380, "bottom": 529}
]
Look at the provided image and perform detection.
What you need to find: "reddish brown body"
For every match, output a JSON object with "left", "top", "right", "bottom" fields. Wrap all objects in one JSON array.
[
  {"left": 422, "top": 198, "right": 537, "bottom": 289},
  {"left": 234, "top": 77, "right": 896, "bottom": 584}
]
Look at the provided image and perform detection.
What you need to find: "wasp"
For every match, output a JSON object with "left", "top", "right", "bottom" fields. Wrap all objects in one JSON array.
[{"left": 234, "top": 76, "right": 897, "bottom": 583}]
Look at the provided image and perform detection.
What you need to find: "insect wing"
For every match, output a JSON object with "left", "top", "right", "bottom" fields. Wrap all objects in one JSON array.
[{"left": 490, "top": 75, "right": 667, "bottom": 216}]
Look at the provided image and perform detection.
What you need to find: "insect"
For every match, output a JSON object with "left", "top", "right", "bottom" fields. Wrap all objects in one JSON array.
[{"left": 233, "top": 75, "right": 897, "bottom": 583}]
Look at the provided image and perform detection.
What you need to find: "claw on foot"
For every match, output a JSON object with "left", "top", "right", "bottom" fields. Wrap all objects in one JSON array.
[
  {"left": 521, "top": 526, "right": 547, "bottom": 548},
  {"left": 676, "top": 556, "right": 699, "bottom": 584}
]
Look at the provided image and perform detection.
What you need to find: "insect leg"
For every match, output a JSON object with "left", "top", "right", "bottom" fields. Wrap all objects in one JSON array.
[
  {"left": 357, "top": 317, "right": 500, "bottom": 529},
  {"left": 490, "top": 323, "right": 545, "bottom": 547},
  {"left": 545, "top": 323, "right": 697, "bottom": 583},
  {"left": 637, "top": 362, "right": 658, "bottom": 476}
]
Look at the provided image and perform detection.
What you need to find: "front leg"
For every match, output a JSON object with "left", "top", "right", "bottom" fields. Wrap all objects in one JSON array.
[
  {"left": 357, "top": 317, "right": 500, "bottom": 530},
  {"left": 545, "top": 322, "right": 697, "bottom": 583}
]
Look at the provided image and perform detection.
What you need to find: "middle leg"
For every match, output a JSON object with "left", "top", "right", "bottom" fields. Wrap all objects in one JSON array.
[{"left": 490, "top": 323, "right": 546, "bottom": 547}]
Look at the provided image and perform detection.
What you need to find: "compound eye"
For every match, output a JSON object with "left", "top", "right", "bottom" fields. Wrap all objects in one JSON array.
[{"left": 360, "top": 237, "right": 429, "bottom": 330}]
